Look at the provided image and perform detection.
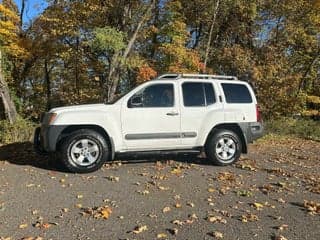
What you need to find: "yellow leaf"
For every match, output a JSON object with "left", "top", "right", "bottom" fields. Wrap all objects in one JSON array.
[
  {"left": 157, "top": 233, "right": 167, "bottom": 238},
  {"left": 170, "top": 168, "right": 182, "bottom": 174},
  {"left": 212, "top": 231, "right": 223, "bottom": 239},
  {"left": 133, "top": 225, "right": 148, "bottom": 234},
  {"left": 100, "top": 207, "right": 112, "bottom": 219},
  {"left": 162, "top": 206, "right": 171, "bottom": 213},
  {"left": 252, "top": 202, "right": 264, "bottom": 210},
  {"left": 175, "top": 203, "right": 182, "bottom": 208},
  {"left": 19, "top": 223, "right": 28, "bottom": 229}
]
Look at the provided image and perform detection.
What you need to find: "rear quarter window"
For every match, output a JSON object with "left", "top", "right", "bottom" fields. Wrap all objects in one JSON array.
[{"left": 221, "top": 83, "right": 252, "bottom": 103}]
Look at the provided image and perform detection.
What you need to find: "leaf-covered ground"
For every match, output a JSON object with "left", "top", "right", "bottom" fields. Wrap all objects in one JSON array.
[{"left": 0, "top": 137, "right": 319, "bottom": 240}]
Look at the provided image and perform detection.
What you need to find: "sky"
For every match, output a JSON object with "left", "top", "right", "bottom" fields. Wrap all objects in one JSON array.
[{"left": 14, "top": 0, "right": 48, "bottom": 25}]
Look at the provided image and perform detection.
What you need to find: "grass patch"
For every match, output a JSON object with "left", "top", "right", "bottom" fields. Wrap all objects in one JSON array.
[
  {"left": 264, "top": 117, "right": 320, "bottom": 142},
  {"left": 0, "top": 117, "right": 35, "bottom": 144}
]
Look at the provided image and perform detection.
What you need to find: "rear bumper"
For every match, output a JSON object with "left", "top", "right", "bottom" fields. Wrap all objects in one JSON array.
[
  {"left": 247, "top": 122, "right": 264, "bottom": 143},
  {"left": 240, "top": 121, "right": 264, "bottom": 144},
  {"left": 34, "top": 125, "right": 67, "bottom": 154}
]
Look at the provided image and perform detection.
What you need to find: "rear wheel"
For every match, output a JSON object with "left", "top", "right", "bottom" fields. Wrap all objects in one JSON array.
[
  {"left": 206, "top": 129, "right": 241, "bottom": 166},
  {"left": 60, "top": 129, "right": 109, "bottom": 173}
]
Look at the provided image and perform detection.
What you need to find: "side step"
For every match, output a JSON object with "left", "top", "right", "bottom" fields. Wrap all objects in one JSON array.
[{"left": 116, "top": 149, "right": 201, "bottom": 159}]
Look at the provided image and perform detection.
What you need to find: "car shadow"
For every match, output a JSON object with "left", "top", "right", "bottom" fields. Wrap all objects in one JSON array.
[
  {"left": 0, "top": 142, "right": 214, "bottom": 173},
  {"left": 0, "top": 141, "right": 66, "bottom": 172}
]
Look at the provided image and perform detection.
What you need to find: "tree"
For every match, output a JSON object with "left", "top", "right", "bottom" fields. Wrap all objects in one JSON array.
[{"left": 0, "top": 1, "right": 23, "bottom": 122}]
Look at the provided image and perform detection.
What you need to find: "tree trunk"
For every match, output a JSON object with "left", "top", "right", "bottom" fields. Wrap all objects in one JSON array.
[
  {"left": 298, "top": 51, "right": 320, "bottom": 93},
  {"left": 0, "top": 50, "right": 18, "bottom": 123},
  {"left": 203, "top": 0, "right": 220, "bottom": 72},
  {"left": 44, "top": 59, "right": 52, "bottom": 110},
  {"left": 106, "top": 0, "right": 155, "bottom": 102},
  {"left": 20, "top": 0, "right": 26, "bottom": 27}
]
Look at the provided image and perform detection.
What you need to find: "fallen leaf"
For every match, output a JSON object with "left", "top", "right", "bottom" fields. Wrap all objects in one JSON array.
[
  {"left": 167, "top": 228, "right": 178, "bottom": 235},
  {"left": 274, "top": 235, "right": 288, "bottom": 240},
  {"left": 19, "top": 223, "right": 28, "bottom": 229},
  {"left": 42, "top": 223, "right": 52, "bottom": 229},
  {"left": 61, "top": 208, "right": 69, "bottom": 213},
  {"left": 170, "top": 168, "right": 182, "bottom": 175},
  {"left": 211, "top": 231, "right": 223, "bottom": 239},
  {"left": 277, "top": 224, "right": 289, "bottom": 231},
  {"left": 303, "top": 200, "right": 320, "bottom": 215},
  {"left": 252, "top": 202, "right": 264, "bottom": 210},
  {"left": 162, "top": 206, "right": 171, "bottom": 213},
  {"left": 175, "top": 203, "right": 182, "bottom": 208},
  {"left": 158, "top": 186, "right": 169, "bottom": 191},
  {"left": 187, "top": 202, "right": 195, "bottom": 207},
  {"left": 157, "top": 233, "right": 167, "bottom": 239},
  {"left": 105, "top": 176, "right": 120, "bottom": 182},
  {"left": 172, "top": 219, "right": 184, "bottom": 226},
  {"left": 75, "top": 203, "right": 82, "bottom": 208},
  {"left": 133, "top": 225, "right": 148, "bottom": 234},
  {"left": 241, "top": 213, "right": 259, "bottom": 222},
  {"left": 137, "top": 190, "right": 150, "bottom": 195},
  {"left": 100, "top": 207, "right": 112, "bottom": 219},
  {"left": 237, "top": 190, "right": 253, "bottom": 197},
  {"left": 207, "top": 216, "right": 227, "bottom": 224}
]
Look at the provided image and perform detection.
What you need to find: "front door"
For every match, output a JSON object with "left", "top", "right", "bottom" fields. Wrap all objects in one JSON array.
[{"left": 121, "top": 82, "right": 181, "bottom": 150}]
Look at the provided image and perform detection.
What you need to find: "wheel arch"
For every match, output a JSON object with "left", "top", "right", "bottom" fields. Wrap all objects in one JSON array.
[
  {"left": 205, "top": 123, "right": 247, "bottom": 153},
  {"left": 57, "top": 125, "right": 115, "bottom": 160}
]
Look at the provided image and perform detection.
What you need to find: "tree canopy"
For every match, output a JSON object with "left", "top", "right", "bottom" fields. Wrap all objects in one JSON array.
[{"left": 0, "top": 0, "right": 319, "bottom": 119}]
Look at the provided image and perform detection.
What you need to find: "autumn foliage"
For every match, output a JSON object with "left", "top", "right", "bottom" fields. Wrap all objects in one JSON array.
[{"left": 0, "top": 0, "right": 319, "bottom": 119}]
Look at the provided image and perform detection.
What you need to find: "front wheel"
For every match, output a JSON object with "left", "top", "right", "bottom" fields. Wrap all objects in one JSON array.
[
  {"left": 205, "top": 129, "right": 242, "bottom": 166},
  {"left": 60, "top": 129, "right": 109, "bottom": 173}
]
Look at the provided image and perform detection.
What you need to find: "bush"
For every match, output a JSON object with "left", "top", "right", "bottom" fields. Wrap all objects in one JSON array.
[
  {"left": 0, "top": 117, "right": 35, "bottom": 144},
  {"left": 265, "top": 117, "right": 320, "bottom": 141}
]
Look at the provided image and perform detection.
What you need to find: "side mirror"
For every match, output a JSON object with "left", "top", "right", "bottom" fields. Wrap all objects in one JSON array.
[{"left": 130, "top": 95, "right": 143, "bottom": 107}]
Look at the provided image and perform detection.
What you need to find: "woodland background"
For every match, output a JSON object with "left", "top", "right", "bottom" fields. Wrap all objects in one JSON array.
[{"left": 0, "top": 0, "right": 320, "bottom": 143}]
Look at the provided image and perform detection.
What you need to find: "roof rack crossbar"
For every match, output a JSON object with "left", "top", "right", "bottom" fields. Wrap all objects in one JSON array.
[
  {"left": 181, "top": 74, "right": 237, "bottom": 80},
  {"left": 155, "top": 73, "right": 237, "bottom": 81},
  {"left": 157, "top": 74, "right": 181, "bottom": 79}
]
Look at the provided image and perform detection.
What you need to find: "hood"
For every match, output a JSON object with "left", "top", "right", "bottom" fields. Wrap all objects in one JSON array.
[{"left": 49, "top": 103, "right": 108, "bottom": 114}]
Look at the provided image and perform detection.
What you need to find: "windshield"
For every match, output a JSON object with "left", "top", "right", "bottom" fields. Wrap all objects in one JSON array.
[{"left": 105, "top": 84, "right": 141, "bottom": 104}]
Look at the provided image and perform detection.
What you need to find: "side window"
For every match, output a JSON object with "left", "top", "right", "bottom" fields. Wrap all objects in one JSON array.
[
  {"left": 221, "top": 83, "right": 252, "bottom": 103},
  {"left": 204, "top": 83, "right": 215, "bottom": 105},
  {"left": 128, "top": 84, "right": 174, "bottom": 108},
  {"left": 182, "top": 82, "right": 216, "bottom": 107}
]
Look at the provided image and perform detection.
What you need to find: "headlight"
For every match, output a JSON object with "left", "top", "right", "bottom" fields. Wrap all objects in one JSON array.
[{"left": 43, "top": 112, "right": 57, "bottom": 125}]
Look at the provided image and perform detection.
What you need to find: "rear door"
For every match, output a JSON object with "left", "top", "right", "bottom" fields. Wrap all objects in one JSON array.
[{"left": 179, "top": 80, "right": 223, "bottom": 147}]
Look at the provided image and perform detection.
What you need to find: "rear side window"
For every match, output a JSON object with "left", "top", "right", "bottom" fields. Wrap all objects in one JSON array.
[
  {"left": 221, "top": 83, "right": 252, "bottom": 103},
  {"left": 182, "top": 82, "right": 216, "bottom": 107}
]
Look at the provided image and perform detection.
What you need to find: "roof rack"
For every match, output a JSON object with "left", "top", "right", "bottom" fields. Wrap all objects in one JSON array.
[
  {"left": 157, "top": 74, "right": 180, "bottom": 80},
  {"left": 156, "top": 73, "right": 238, "bottom": 81}
]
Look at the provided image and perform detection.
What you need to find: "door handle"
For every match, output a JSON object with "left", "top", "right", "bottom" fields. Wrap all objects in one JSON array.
[{"left": 166, "top": 112, "right": 179, "bottom": 116}]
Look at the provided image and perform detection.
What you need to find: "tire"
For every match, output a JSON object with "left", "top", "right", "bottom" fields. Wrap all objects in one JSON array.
[
  {"left": 205, "top": 129, "right": 242, "bottom": 166},
  {"left": 60, "top": 129, "right": 109, "bottom": 173}
]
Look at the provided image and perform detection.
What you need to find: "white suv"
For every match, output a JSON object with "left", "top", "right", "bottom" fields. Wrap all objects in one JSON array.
[{"left": 34, "top": 74, "right": 263, "bottom": 173}]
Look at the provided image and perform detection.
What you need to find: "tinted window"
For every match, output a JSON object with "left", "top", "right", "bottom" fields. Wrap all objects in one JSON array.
[
  {"left": 182, "top": 82, "right": 216, "bottom": 107},
  {"left": 222, "top": 83, "right": 252, "bottom": 103},
  {"left": 204, "top": 83, "right": 215, "bottom": 105},
  {"left": 128, "top": 84, "right": 174, "bottom": 108}
]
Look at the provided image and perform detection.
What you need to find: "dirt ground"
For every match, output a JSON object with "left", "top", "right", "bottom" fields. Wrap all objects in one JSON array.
[{"left": 0, "top": 136, "right": 319, "bottom": 240}]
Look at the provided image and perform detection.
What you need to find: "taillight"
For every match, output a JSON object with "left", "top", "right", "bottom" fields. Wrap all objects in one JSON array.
[{"left": 256, "top": 105, "right": 262, "bottom": 122}]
